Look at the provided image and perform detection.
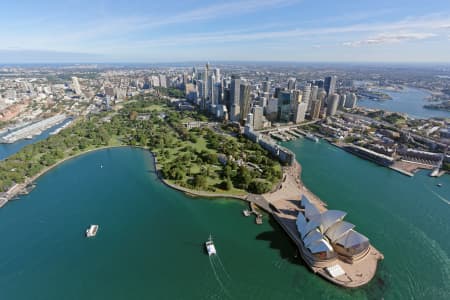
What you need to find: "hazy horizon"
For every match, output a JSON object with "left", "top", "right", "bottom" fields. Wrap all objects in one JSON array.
[{"left": 0, "top": 0, "right": 449, "bottom": 63}]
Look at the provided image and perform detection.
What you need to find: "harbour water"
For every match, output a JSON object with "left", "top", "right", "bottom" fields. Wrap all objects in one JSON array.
[
  {"left": 358, "top": 87, "right": 450, "bottom": 119},
  {"left": 0, "top": 118, "right": 72, "bottom": 161},
  {"left": 0, "top": 146, "right": 448, "bottom": 299}
]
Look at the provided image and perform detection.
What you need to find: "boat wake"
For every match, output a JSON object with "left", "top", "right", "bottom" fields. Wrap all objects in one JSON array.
[
  {"left": 429, "top": 189, "right": 450, "bottom": 205},
  {"left": 209, "top": 255, "right": 233, "bottom": 299}
]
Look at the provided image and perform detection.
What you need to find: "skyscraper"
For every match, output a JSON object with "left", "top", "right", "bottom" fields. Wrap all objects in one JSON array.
[
  {"left": 230, "top": 76, "right": 241, "bottom": 106},
  {"left": 338, "top": 94, "right": 347, "bottom": 110},
  {"left": 302, "top": 84, "right": 312, "bottom": 111},
  {"left": 252, "top": 105, "right": 264, "bottom": 130},
  {"left": 326, "top": 93, "right": 340, "bottom": 116},
  {"left": 344, "top": 93, "right": 358, "bottom": 109},
  {"left": 278, "top": 91, "right": 292, "bottom": 122},
  {"left": 240, "top": 82, "right": 252, "bottom": 121},
  {"left": 324, "top": 76, "right": 337, "bottom": 96},
  {"left": 262, "top": 81, "right": 270, "bottom": 94},
  {"left": 294, "top": 102, "right": 308, "bottom": 123},
  {"left": 287, "top": 77, "right": 297, "bottom": 90},
  {"left": 310, "top": 100, "right": 322, "bottom": 120}
]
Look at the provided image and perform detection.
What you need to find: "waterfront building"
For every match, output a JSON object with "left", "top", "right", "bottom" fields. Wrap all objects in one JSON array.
[
  {"left": 324, "top": 76, "right": 337, "bottom": 96},
  {"left": 344, "top": 93, "right": 358, "bottom": 109},
  {"left": 326, "top": 93, "right": 340, "bottom": 116},
  {"left": 296, "top": 196, "right": 371, "bottom": 262}
]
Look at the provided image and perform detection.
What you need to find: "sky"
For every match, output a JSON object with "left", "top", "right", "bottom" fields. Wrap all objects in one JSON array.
[{"left": 0, "top": 0, "right": 449, "bottom": 63}]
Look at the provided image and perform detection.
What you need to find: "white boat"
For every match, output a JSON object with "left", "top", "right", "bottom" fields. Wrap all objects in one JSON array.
[
  {"left": 243, "top": 209, "right": 251, "bottom": 216},
  {"left": 305, "top": 133, "right": 319, "bottom": 143},
  {"left": 205, "top": 235, "right": 217, "bottom": 256},
  {"left": 86, "top": 224, "right": 99, "bottom": 237}
]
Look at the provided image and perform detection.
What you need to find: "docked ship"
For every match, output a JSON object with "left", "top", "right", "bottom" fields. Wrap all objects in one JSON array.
[
  {"left": 272, "top": 195, "right": 383, "bottom": 288},
  {"left": 305, "top": 133, "right": 319, "bottom": 143},
  {"left": 205, "top": 235, "right": 217, "bottom": 256},
  {"left": 85, "top": 225, "right": 99, "bottom": 238}
]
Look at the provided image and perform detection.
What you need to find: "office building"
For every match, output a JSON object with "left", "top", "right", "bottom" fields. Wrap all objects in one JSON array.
[
  {"left": 294, "top": 102, "right": 308, "bottom": 123},
  {"left": 252, "top": 105, "right": 264, "bottom": 130},
  {"left": 310, "top": 100, "right": 322, "bottom": 120},
  {"left": 326, "top": 93, "right": 340, "bottom": 116},
  {"left": 324, "top": 76, "right": 337, "bottom": 96}
]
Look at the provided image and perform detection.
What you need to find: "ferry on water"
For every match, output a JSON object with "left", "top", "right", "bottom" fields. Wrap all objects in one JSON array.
[
  {"left": 305, "top": 133, "right": 319, "bottom": 143},
  {"left": 86, "top": 225, "right": 99, "bottom": 238},
  {"left": 205, "top": 235, "right": 217, "bottom": 256}
]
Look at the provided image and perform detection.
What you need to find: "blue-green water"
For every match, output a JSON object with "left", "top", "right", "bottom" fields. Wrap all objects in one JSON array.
[
  {"left": 359, "top": 87, "right": 450, "bottom": 119},
  {"left": 0, "top": 145, "right": 448, "bottom": 299}
]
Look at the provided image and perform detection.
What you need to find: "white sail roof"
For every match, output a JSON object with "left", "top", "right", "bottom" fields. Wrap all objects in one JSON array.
[
  {"left": 325, "top": 221, "right": 355, "bottom": 242},
  {"left": 303, "top": 200, "right": 320, "bottom": 220},
  {"left": 335, "top": 229, "right": 369, "bottom": 248},
  {"left": 296, "top": 212, "right": 307, "bottom": 236},
  {"left": 303, "top": 218, "right": 321, "bottom": 238},
  {"left": 307, "top": 239, "right": 333, "bottom": 254},
  {"left": 318, "top": 210, "right": 347, "bottom": 232},
  {"left": 303, "top": 229, "right": 324, "bottom": 248}
]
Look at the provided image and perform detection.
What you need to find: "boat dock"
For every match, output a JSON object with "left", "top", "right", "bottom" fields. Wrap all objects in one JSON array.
[{"left": 243, "top": 202, "right": 264, "bottom": 224}]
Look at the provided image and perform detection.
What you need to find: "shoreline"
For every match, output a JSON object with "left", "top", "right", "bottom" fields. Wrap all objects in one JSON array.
[
  {"left": 1, "top": 143, "right": 383, "bottom": 287},
  {"left": 1, "top": 145, "right": 251, "bottom": 207}
]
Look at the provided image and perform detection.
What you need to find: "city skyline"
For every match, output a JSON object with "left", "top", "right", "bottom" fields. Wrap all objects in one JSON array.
[{"left": 0, "top": 0, "right": 449, "bottom": 63}]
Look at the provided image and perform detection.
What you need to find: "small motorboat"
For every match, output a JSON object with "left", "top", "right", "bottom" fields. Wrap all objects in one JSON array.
[
  {"left": 243, "top": 209, "right": 251, "bottom": 217},
  {"left": 205, "top": 235, "right": 217, "bottom": 256},
  {"left": 86, "top": 225, "right": 99, "bottom": 237},
  {"left": 437, "top": 183, "right": 443, "bottom": 187}
]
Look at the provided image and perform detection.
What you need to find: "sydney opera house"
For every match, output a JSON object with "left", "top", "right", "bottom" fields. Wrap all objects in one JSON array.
[
  {"left": 296, "top": 196, "right": 371, "bottom": 264},
  {"left": 271, "top": 193, "right": 384, "bottom": 288}
]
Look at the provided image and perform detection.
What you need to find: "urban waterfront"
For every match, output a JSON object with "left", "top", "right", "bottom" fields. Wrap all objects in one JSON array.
[
  {"left": 0, "top": 144, "right": 448, "bottom": 299},
  {"left": 359, "top": 87, "right": 450, "bottom": 119},
  {"left": 0, "top": 118, "right": 72, "bottom": 161}
]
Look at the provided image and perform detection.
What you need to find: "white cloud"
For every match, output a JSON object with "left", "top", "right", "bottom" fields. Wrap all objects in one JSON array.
[{"left": 343, "top": 32, "right": 437, "bottom": 47}]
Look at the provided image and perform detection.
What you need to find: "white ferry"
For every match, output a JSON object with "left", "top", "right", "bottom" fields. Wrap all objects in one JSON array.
[
  {"left": 305, "top": 133, "right": 319, "bottom": 143},
  {"left": 205, "top": 235, "right": 217, "bottom": 256},
  {"left": 86, "top": 225, "right": 99, "bottom": 237}
]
